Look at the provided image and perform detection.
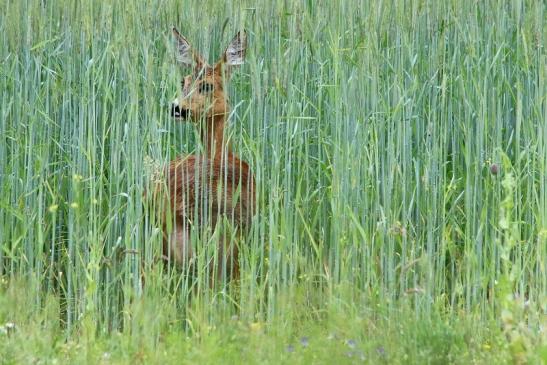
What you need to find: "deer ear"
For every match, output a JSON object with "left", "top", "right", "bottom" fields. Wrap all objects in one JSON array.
[
  {"left": 215, "top": 31, "right": 247, "bottom": 78},
  {"left": 172, "top": 27, "right": 193, "bottom": 67},
  {"left": 172, "top": 27, "right": 207, "bottom": 70},
  {"left": 224, "top": 31, "right": 247, "bottom": 66}
]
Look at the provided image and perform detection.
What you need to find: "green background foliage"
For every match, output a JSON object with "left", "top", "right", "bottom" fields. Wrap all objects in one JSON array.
[{"left": 0, "top": 0, "right": 545, "bottom": 363}]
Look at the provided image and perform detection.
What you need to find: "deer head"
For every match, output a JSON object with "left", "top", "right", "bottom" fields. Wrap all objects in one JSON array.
[{"left": 170, "top": 28, "right": 247, "bottom": 122}]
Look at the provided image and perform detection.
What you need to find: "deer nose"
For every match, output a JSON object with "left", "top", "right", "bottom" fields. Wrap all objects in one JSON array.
[{"left": 171, "top": 103, "right": 188, "bottom": 119}]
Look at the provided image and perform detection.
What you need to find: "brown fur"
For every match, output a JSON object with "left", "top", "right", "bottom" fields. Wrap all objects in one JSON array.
[
  {"left": 163, "top": 150, "right": 255, "bottom": 277},
  {"left": 160, "top": 29, "right": 254, "bottom": 280}
]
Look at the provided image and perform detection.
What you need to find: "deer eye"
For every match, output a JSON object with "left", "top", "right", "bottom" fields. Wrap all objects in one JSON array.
[{"left": 199, "top": 83, "right": 214, "bottom": 93}]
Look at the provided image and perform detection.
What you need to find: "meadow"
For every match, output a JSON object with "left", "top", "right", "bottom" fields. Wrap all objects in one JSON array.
[{"left": 0, "top": 0, "right": 545, "bottom": 363}]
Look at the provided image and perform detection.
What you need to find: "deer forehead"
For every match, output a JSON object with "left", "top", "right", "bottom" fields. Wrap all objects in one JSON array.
[{"left": 182, "top": 74, "right": 223, "bottom": 94}]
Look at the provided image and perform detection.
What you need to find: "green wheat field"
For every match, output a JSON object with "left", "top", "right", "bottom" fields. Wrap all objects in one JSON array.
[{"left": 0, "top": 0, "right": 545, "bottom": 363}]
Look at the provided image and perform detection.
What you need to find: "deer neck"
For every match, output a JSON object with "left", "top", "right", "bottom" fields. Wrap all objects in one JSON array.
[{"left": 200, "top": 113, "right": 230, "bottom": 160}]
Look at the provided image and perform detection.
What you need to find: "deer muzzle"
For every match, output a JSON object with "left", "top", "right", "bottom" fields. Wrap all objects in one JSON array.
[{"left": 171, "top": 101, "right": 189, "bottom": 119}]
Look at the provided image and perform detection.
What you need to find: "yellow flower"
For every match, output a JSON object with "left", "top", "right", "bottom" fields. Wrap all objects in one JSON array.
[{"left": 249, "top": 322, "right": 263, "bottom": 333}]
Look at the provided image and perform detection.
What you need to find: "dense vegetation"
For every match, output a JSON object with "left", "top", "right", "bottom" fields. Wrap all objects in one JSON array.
[{"left": 0, "top": 0, "right": 545, "bottom": 363}]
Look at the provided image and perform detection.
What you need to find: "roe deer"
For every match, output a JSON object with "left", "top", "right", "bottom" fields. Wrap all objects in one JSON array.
[{"left": 162, "top": 27, "right": 254, "bottom": 281}]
